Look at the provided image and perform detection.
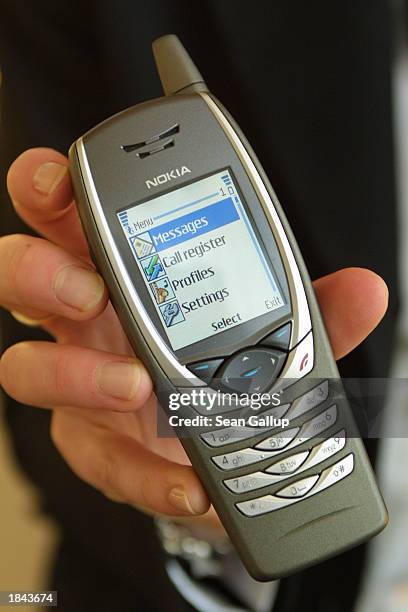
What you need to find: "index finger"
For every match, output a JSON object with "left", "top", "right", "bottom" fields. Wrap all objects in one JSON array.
[{"left": 7, "top": 147, "right": 89, "bottom": 258}]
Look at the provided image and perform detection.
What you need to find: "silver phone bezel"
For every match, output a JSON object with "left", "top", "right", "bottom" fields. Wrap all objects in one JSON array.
[{"left": 75, "top": 94, "right": 312, "bottom": 391}]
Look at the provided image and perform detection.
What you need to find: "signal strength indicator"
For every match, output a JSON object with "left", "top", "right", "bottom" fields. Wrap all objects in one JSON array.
[
  {"left": 118, "top": 211, "right": 129, "bottom": 227},
  {"left": 221, "top": 174, "right": 232, "bottom": 186}
]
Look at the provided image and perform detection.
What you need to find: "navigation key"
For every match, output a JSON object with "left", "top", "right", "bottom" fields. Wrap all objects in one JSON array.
[
  {"left": 218, "top": 348, "right": 287, "bottom": 393},
  {"left": 260, "top": 322, "right": 292, "bottom": 351},
  {"left": 187, "top": 359, "right": 224, "bottom": 384}
]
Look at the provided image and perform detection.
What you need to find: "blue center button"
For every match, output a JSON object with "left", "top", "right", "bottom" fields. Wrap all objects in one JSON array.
[{"left": 218, "top": 348, "right": 286, "bottom": 394}]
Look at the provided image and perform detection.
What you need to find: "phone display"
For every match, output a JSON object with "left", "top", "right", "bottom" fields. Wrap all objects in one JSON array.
[{"left": 117, "top": 169, "right": 284, "bottom": 350}]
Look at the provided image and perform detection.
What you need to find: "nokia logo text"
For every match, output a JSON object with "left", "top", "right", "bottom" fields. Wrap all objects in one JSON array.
[{"left": 145, "top": 167, "right": 191, "bottom": 189}]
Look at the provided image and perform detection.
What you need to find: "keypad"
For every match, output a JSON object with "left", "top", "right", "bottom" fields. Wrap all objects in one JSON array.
[
  {"left": 245, "top": 403, "right": 290, "bottom": 426},
  {"left": 265, "top": 430, "right": 346, "bottom": 477},
  {"left": 224, "top": 430, "right": 345, "bottom": 494},
  {"left": 204, "top": 376, "right": 350, "bottom": 517},
  {"left": 304, "top": 430, "right": 345, "bottom": 470},
  {"left": 275, "top": 475, "right": 319, "bottom": 498},
  {"left": 200, "top": 404, "right": 290, "bottom": 448},
  {"left": 212, "top": 448, "right": 271, "bottom": 471},
  {"left": 285, "top": 380, "right": 329, "bottom": 421},
  {"left": 202, "top": 425, "right": 270, "bottom": 448},
  {"left": 255, "top": 405, "right": 337, "bottom": 452},
  {"left": 212, "top": 394, "right": 336, "bottom": 474},
  {"left": 223, "top": 450, "right": 308, "bottom": 494},
  {"left": 224, "top": 471, "right": 281, "bottom": 494},
  {"left": 235, "top": 494, "right": 293, "bottom": 516},
  {"left": 266, "top": 450, "right": 309, "bottom": 475},
  {"left": 294, "top": 404, "right": 337, "bottom": 444},
  {"left": 236, "top": 454, "right": 354, "bottom": 517},
  {"left": 214, "top": 404, "right": 338, "bottom": 475},
  {"left": 311, "top": 452, "right": 354, "bottom": 493},
  {"left": 254, "top": 427, "right": 300, "bottom": 451}
]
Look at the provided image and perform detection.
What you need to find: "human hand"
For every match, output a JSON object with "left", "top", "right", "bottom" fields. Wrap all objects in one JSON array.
[{"left": 0, "top": 148, "right": 389, "bottom": 533}]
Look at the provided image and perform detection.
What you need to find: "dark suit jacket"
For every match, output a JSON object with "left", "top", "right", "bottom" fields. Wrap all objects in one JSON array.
[{"left": 0, "top": 1, "right": 398, "bottom": 610}]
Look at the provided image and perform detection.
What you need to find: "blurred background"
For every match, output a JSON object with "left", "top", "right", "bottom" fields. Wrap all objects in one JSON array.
[{"left": 0, "top": 397, "right": 58, "bottom": 612}]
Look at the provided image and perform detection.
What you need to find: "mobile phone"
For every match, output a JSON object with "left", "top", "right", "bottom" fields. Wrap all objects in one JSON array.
[{"left": 69, "top": 34, "right": 387, "bottom": 580}]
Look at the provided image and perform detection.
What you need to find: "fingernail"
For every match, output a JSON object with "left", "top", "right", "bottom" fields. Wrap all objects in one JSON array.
[
  {"left": 53, "top": 266, "right": 105, "bottom": 311},
  {"left": 168, "top": 488, "right": 197, "bottom": 515},
  {"left": 96, "top": 361, "right": 140, "bottom": 400},
  {"left": 33, "top": 162, "right": 67, "bottom": 195},
  {"left": 10, "top": 310, "right": 49, "bottom": 327}
]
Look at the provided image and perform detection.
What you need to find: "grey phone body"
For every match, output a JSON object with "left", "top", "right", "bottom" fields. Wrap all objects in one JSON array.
[{"left": 69, "top": 81, "right": 387, "bottom": 580}]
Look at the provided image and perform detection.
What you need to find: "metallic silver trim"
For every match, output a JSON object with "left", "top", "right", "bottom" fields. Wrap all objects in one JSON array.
[
  {"left": 264, "top": 430, "right": 346, "bottom": 479},
  {"left": 224, "top": 470, "right": 289, "bottom": 494},
  {"left": 200, "top": 93, "right": 312, "bottom": 351},
  {"left": 236, "top": 453, "right": 354, "bottom": 516},
  {"left": 277, "top": 331, "right": 314, "bottom": 386},
  {"left": 224, "top": 430, "right": 346, "bottom": 494},
  {"left": 275, "top": 474, "right": 319, "bottom": 498},
  {"left": 311, "top": 452, "right": 354, "bottom": 494},
  {"left": 76, "top": 138, "right": 205, "bottom": 386},
  {"left": 286, "top": 379, "right": 329, "bottom": 420},
  {"left": 212, "top": 447, "right": 272, "bottom": 471},
  {"left": 255, "top": 404, "right": 337, "bottom": 455}
]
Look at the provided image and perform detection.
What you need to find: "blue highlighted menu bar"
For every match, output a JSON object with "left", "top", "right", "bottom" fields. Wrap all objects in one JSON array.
[{"left": 148, "top": 197, "right": 239, "bottom": 252}]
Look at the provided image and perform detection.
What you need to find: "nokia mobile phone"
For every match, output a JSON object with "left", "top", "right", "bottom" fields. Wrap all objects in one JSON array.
[{"left": 69, "top": 35, "right": 387, "bottom": 580}]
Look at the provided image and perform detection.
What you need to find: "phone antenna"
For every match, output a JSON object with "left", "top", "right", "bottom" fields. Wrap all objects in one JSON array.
[{"left": 152, "top": 34, "right": 208, "bottom": 96}]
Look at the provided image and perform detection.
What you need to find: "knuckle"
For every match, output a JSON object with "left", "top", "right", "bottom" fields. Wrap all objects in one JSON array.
[
  {"left": 51, "top": 350, "right": 71, "bottom": 399},
  {"left": 0, "top": 233, "right": 31, "bottom": 255},
  {"left": 95, "top": 444, "right": 141, "bottom": 506},
  {"left": 0, "top": 234, "right": 36, "bottom": 304},
  {"left": 1, "top": 233, "right": 33, "bottom": 268},
  {"left": 95, "top": 449, "right": 122, "bottom": 498}
]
